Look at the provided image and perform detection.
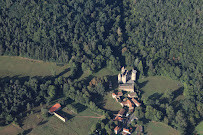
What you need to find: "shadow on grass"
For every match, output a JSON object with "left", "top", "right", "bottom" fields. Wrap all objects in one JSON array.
[
  {"left": 72, "top": 103, "right": 88, "bottom": 113},
  {"left": 106, "top": 75, "right": 119, "bottom": 91},
  {"left": 55, "top": 68, "right": 70, "bottom": 78},
  {"left": 172, "top": 87, "right": 184, "bottom": 99},
  {"left": 138, "top": 80, "right": 149, "bottom": 89},
  {"left": 148, "top": 92, "right": 163, "bottom": 100},
  {"left": 22, "top": 128, "right": 32, "bottom": 135},
  {"left": 37, "top": 120, "right": 48, "bottom": 126},
  {"left": 57, "top": 110, "right": 75, "bottom": 120}
]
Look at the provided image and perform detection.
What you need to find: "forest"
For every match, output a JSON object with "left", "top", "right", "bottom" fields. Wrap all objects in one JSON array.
[{"left": 0, "top": 0, "right": 202, "bottom": 134}]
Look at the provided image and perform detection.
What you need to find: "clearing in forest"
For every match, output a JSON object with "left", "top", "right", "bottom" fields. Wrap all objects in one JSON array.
[
  {"left": 0, "top": 56, "right": 70, "bottom": 77},
  {"left": 139, "top": 76, "right": 182, "bottom": 99}
]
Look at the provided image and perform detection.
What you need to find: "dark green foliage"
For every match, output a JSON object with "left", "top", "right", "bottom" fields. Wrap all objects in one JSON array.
[
  {"left": 0, "top": 0, "right": 202, "bottom": 134},
  {"left": 0, "top": 0, "right": 122, "bottom": 72}
]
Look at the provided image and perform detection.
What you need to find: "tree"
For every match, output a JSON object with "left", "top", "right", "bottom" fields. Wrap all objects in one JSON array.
[
  {"left": 94, "top": 83, "right": 105, "bottom": 96},
  {"left": 174, "top": 66, "right": 181, "bottom": 77},
  {"left": 27, "top": 103, "right": 31, "bottom": 111},
  {"left": 164, "top": 89, "right": 174, "bottom": 103},
  {"left": 166, "top": 104, "right": 175, "bottom": 123},
  {"left": 134, "top": 107, "right": 144, "bottom": 119},
  {"left": 175, "top": 111, "right": 187, "bottom": 133},
  {"left": 48, "top": 85, "right": 56, "bottom": 100},
  {"left": 41, "top": 107, "right": 48, "bottom": 117},
  {"left": 138, "top": 61, "right": 143, "bottom": 75}
]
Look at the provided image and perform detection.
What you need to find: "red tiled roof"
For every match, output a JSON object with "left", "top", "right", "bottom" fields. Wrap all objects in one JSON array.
[
  {"left": 118, "top": 92, "right": 123, "bottom": 96},
  {"left": 118, "top": 108, "right": 126, "bottom": 116},
  {"left": 128, "top": 92, "right": 137, "bottom": 98},
  {"left": 114, "top": 116, "right": 123, "bottom": 121},
  {"left": 114, "top": 126, "right": 120, "bottom": 131},
  {"left": 127, "top": 100, "right": 133, "bottom": 108},
  {"left": 132, "top": 98, "right": 141, "bottom": 106},
  {"left": 49, "top": 103, "right": 61, "bottom": 113},
  {"left": 123, "top": 128, "right": 129, "bottom": 132}
]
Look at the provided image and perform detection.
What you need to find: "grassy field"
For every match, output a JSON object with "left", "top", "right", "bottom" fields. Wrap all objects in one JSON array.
[
  {"left": 0, "top": 124, "right": 23, "bottom": 135},
  {"left": 0, "top": 107, "right": 102, "bottom": 135},
  {"left": 93, "top": 67, "right": 118, "bottom": 77},
  {"left": 144, "top": 121, "right": 180, "bottom": 135},
  {"left": 102, "top": 93, "right": 122, "bottom": 112},
  {"left": 0, "top": 56, "right": 70, "bottom": 77},
  {"left": 195, "top": 121, "right": 203, "bottom": 135},
  {"left": 31, "top": 108, "right": 101, "bottom": 135},
  {"left": 139, "top": 76, "right": 182, "bottom": 99}
]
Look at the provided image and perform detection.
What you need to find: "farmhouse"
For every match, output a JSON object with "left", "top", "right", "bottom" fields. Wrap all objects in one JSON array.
[
  {"left": 49, "top": 103, "right": 66, "bottom": 122},
  {"left": 53, "top": 112, "right": 66, "bottom": 122},
  {"left": 48, "top": 103, "right": 61, "bottom": 114}
]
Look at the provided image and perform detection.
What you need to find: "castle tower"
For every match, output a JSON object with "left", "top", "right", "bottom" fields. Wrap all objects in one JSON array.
[
  {"left": 131, "top": 69, "right": 137, "bottom": 81},
  {"left": 118, "top": 73, "right": 122, "bottom": 83},
  {"left": 121, "top": 66, "right": 125, "bottom": 74},
  {"left": 122, "top": 74, "right": 127, "bottom": 83}
]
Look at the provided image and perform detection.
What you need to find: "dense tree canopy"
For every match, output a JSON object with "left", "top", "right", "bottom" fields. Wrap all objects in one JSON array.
[{"left": 0, "top": 0, "right": 202, "bottom": 134}]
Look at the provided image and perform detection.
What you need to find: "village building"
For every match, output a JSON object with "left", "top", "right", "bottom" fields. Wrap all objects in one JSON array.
[
  {"left": 128, "top": 92, "right": 138, "bottom": 98},
  {"left": 131, "top": 98, "right": 141, "bottom": 107},
  {"left": 129, "top": 108, "right": 134, "bottom": 113},
  {"left": 120, "top": 100, "right": 134, "bottom": 110},
  {"left": 119, "top": 83, "right": 134, "bottom": 92},
  {"left": 114, "top": 116, "right": 124, "bottom": 122},
  {"left": 118, "top": 91, "right": 123, "bottom": 96},
  {"left": 122, "top": 128, "right": 131, "bottom": 135},
  {"left": 117, "top": 108, "right": 126, "bottom": 117},
  {"left": 112, "top": 92, "right": 123, "bottom": 102},
  {"left": 114, "top": 126, "right": 121, "bottom": 134},
  {"left": 112, "top": 93, "right": 117, "bottom": 98}
]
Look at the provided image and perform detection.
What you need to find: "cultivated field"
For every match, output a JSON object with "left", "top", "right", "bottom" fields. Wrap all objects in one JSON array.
[
  {"left": 0, "top": 56, "right": 70, "bottom": 77},
  {"left": 139, "top": 76, "right": 182, "bottom": 99},
  {"left": 143, "top": 121, "right": 180, "bottom": 135}
]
